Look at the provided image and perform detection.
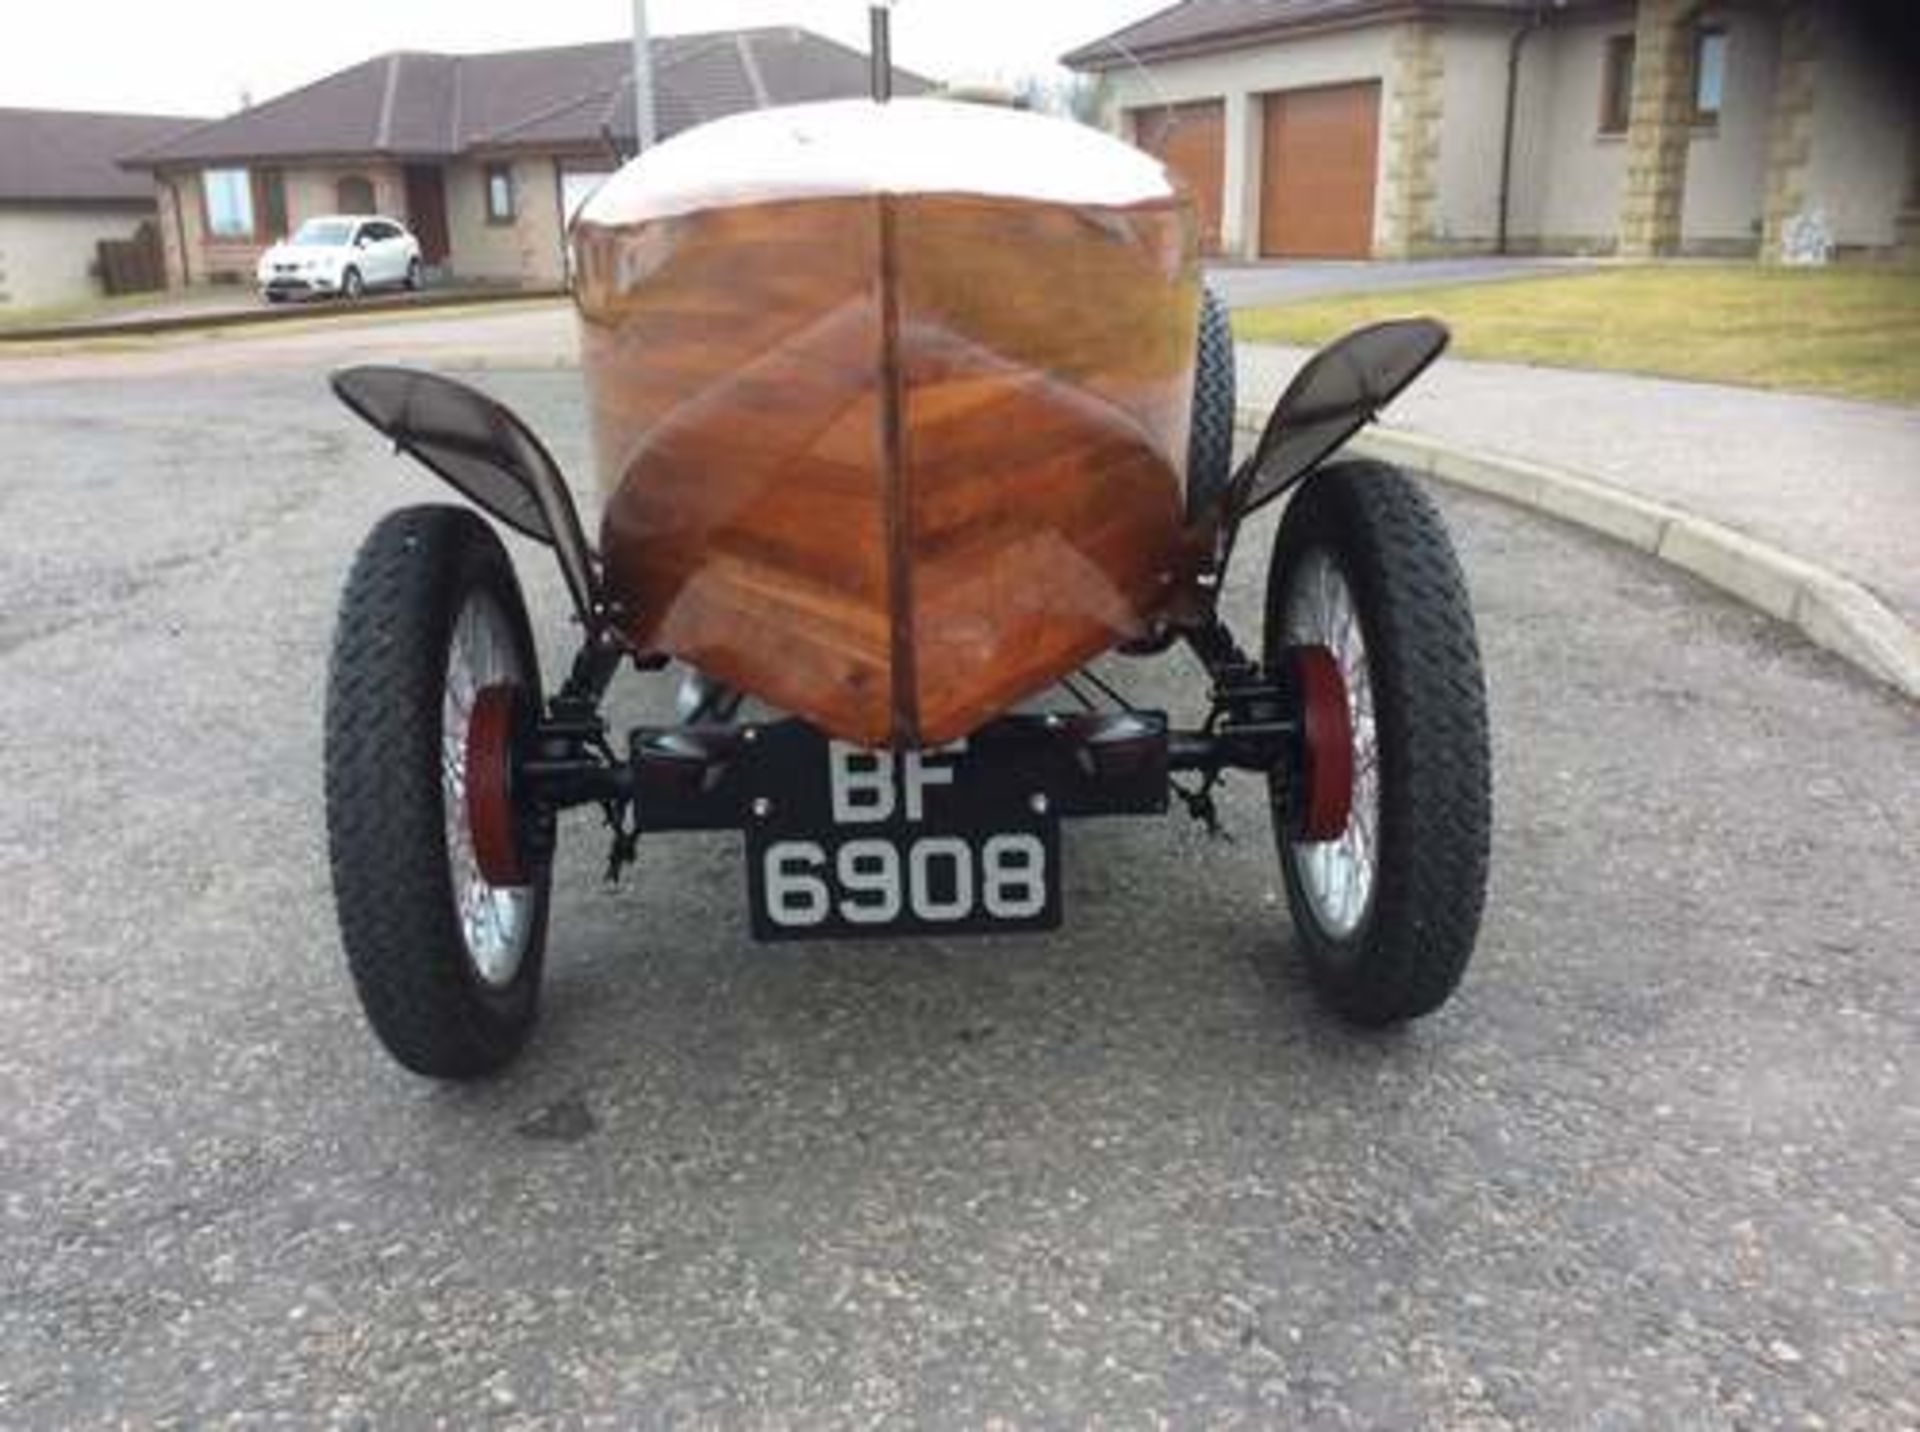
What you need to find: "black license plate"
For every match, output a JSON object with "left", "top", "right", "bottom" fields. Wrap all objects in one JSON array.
[{"left": 744, "top": 724, "right": 1061, "bottom": 941}]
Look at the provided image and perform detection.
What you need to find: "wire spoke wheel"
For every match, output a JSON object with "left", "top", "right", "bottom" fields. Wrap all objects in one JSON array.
[
  {"left": 1282, "top": 549, "right": 1379, "bottom": 937},
  {"left": 325, "top": 505, "right": 550, "bottom": 1078},
  {"left": 1265, "top": 462, "right": 1491, "bottom": 1026},
  {"left": 441, "top": 593, "right": 535, "bottom": 988}
]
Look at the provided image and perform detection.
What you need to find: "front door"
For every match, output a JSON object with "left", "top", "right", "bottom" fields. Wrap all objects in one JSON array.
[{"left": 403, "top": 164, "right": 450, "bottom": 265}]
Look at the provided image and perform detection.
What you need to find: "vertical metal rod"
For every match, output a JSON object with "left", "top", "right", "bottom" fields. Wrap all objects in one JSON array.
[
  {"left": 870, "top": 4, "right": 893, "bottom": 103},
  {"left": 630, "top": 0, "right": 657, "bottom": 151},
  {"left": 1496, "top": 4, "right": 1547, "bottom": 256}
]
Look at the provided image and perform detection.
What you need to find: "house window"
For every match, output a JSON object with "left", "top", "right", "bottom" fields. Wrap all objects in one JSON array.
[
  {"left": 203, "top": 168, "right": 254, "bottom": 237},
  {"left": 1693, "top": 27, "right": 1727, "bottom": 123},
  {"left": 202, "top": 167, "right": 287, "bottom": 240},
  {"left": 1600, "top": 35, "right": 1636, "bottom": 135},
  {"left": 485, "top": 163, "right": 516, "bottom": 224},
  {"left": 336, "top": 174, "right": 375, "bottom": 212}
]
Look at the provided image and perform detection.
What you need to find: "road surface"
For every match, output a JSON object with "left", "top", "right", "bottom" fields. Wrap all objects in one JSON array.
[{"left": 2, "top": 355, "right": 1914, "bottom": 1428}]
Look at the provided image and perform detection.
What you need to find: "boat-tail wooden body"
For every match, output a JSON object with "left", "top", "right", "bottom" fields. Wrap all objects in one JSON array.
[{"left": 573, "top": 99, "right": 1204, "bottom": 748}]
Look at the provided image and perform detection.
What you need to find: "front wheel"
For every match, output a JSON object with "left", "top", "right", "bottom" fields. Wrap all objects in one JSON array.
[
  {"left": 325, "top": 505, "right": 550, "bottom": 1077},
  {"left": 404, "top": 257, "right": 423, "bottom": 291},
  {"left": 340, "top": 266, "right": 364, "bottom": 300},
  {"left": 1266, "top": 461, "right": 1491, "bottom": 1025}
]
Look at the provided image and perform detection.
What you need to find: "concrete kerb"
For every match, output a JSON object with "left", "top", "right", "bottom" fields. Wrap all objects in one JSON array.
[
  {"left": 0, "top": 286, "right": 568, "bottom": 345},
  {"left": 1234, "top": 409, "right": 1920, "bottom": 703}
]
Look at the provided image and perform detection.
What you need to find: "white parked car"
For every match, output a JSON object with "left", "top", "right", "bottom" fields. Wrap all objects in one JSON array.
[{"left": 256, "top": 215, "right": 423, "bottom": 302}]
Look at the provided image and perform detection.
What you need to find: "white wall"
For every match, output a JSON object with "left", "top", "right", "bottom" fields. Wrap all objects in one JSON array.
[
  {"left": 1512, "top": 12, "right": 1632, "bottom": 249},
  {"left": 1100, "top": 3, "right": 1909, "bottom": 259},
  {"left": 1680, "top": 6, "right": 1775, "bottom": 249},
  {"left": 1433, "top": 19, "right": 1522, "bottom": 247},
  {"left": 1802, "top": 8, "right": 1913, "bottom": 249},
  {"left": 1100, "top": 24, "right": 1405, "bottom": 258},
  {"left": 0, "top": 204, "right": 154, "bottom": 309}
]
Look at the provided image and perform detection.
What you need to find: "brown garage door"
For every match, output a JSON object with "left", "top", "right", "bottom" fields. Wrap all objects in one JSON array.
[
  {"left": 1259, "top": 82, "right": 1381, "bottom": 259},
  {"left": 1132, "top": 101, "right": 1225, "bottom": 255}
]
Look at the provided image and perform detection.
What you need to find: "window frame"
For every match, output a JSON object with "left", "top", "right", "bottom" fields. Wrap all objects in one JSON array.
[
  {"left": 484, "top": 163, "right": 517, "bottom": 225},
  {"left": 200, "top": 166, "right": 289, "bottom": 242},
  {"left": 1691, "top": 25, "right": 1727, "bottom": 126},
  {"left": 1599, "top": 34, "right": 1636, "bottom": 136},
  {"left": 201, "top": 167, "right": 256, "bottom": 239}
]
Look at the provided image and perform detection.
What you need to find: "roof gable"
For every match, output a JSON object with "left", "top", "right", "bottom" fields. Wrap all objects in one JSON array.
[
  {"left": 125, "top": 54, "right": 401, "bottom": 165},
  {"left": 122, "top": 28, "right": 933, "bottom": 169},
  {"left": 0, "top": 107, "right": 203, "bottom": 202},
  {"left": 1062, "top": 0, "right": 1538, "bottom": 69}
]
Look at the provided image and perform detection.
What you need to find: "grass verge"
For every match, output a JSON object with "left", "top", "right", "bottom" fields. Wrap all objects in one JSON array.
[{"left": 1232, "top": 263, "right": 1920, "bottom": 403}]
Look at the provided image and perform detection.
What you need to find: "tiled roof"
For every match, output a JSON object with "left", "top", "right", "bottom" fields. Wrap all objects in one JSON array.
[
  {"left": 1063, "top": 0, "right": 1539, "bottom": 69},
  {"left": 122, "top": 28, "right": 933, "bottom": 168},
  {"left": 0, "top": 108, "right": 204, "bottom": 201}
]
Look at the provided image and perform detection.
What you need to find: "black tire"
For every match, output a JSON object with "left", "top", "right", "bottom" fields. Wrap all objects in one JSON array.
[
  {"left": 340, "top": 266, "right": 364, "bottom": 301},
  {"left": 404, "top": 257, "right": 423, "bottom": 292},
  {"left": 1186, "top": 285, "right": 1237, "bottom": 521},
  {"left": 1265, "top": 461, "right": 1490, "bottom": 1025},
  {"left": 325, "top": 505, "right": 549, "bottom": 1077}
]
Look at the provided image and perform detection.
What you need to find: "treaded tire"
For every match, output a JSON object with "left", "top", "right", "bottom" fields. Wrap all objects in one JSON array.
[
  {"left": 1265, "top": 461, "right": 1491, "bottom": 1025},
  {"left": 325, "top": 505, "right": 549, "bottom": 1077},
  {"left": 340, "top": 267, "right": 364, "bottom": 301},
  {"left": 1185, "top": 285, "right": 1237, "bottom": 521}
]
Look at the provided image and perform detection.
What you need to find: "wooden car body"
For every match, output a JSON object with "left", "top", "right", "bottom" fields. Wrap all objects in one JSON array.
[{"left": 571, "top": 99, "right": 1204, "bottom": 748}]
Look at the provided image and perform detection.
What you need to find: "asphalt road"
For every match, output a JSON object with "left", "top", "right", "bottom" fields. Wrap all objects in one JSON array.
[{"left": 2, "top": 362, "right": 1916, "bottom": 1429}]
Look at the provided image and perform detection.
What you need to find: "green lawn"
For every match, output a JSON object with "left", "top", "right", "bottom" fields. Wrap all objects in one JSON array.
[{"left": 1233, "top": 263, "right": 1920, "bottom": 404}]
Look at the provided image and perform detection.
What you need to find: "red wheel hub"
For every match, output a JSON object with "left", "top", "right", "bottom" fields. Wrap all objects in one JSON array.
[
  {"left": 1288, "top": 644, "right": 1353, "bottom": 842},
  {"left": 466, "top": 683, "right": 529, "bottom": 886}
]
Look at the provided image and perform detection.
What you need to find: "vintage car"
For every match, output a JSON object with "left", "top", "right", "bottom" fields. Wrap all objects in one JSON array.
[{"left": 323, "top": 94, "right": 1491, "bottom": 1078}]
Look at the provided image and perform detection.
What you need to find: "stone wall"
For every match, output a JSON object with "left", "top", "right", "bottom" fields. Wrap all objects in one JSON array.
[
  {"left": 444, "top": 158, "right": 566, "bottom": 286},
  {"left": 154, "top": 179, "right": 189, "bottom": 288},
  {"left": 1617, "top": 0, "right": 1697, "bottom": 257},
  {"left": 1379, "top": 22, "right": 1444, "bottom": 257}
]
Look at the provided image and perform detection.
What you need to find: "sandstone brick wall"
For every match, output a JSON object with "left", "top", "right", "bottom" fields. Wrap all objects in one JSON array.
[
  {"left": 1617, "top": 0, "right": 1696, "bottom": 257},
  {"left": 1380, "top": 22, "right": 1444, "bottom": 257}
]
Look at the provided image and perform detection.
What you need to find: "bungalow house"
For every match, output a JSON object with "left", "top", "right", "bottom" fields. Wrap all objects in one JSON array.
[
  {"left": 0, "top": 108, "right": 202, "bottom": 309},
  {"left": 1064, "top": 0, "right": 1918, "bottom": 262},
  {"left": 119, "top": 28, "right": 931, "bottom": 291}
]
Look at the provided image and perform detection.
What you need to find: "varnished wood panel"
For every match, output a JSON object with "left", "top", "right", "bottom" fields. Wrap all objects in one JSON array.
[
  {"left": 892, "top": 195, "right": 1193, "bottom": 742},
  {"left": 575, "top": 165, "right": 1201, "bottom": 747}
]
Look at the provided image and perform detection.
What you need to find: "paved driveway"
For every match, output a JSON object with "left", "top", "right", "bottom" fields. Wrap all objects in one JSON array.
[
  {"left": 1204, "top": 258, "right": 1587, "bottom": 309},
  {"left": 1240, "top": 343, "right": 1920, "bottom": 626},
  {"left": 2, "top": 357, "right": 1915, "bottom": 1426}
]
